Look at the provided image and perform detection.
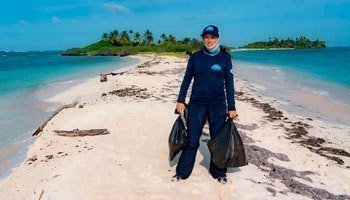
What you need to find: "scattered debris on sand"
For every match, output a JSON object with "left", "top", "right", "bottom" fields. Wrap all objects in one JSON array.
[
  {"left": 53, "top": 129, "right": 109, "bottom": 137},
  {"left": 106, "top": 85, "right": 151, "bottom": 99}
]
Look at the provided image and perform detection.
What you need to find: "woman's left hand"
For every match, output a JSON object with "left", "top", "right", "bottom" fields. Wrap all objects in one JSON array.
[{"left": 228, "top": 110, "right": 238, "bottom": 118}]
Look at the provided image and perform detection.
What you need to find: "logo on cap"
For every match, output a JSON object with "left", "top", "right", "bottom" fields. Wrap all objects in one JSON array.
[{"left": 205, "top": 26, "right": 214, "bottom": 31}]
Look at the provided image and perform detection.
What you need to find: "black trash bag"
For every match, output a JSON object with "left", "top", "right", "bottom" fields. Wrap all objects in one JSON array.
[
  {"left": 207, "top": 118, "right": 248, "bottom": 169},
  {"left": 168, "top": 105, "right": 188, "bottom": 161}
]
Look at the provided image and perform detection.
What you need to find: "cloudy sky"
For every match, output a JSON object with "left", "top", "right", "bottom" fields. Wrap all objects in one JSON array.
[{"left": 1, "top": 0, "right": 349, "bottom": 51}]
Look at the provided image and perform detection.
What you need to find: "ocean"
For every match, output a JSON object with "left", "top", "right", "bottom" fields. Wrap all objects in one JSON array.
[
  {"left": 230, "top": 47, "right": 350, "bottom": 125},
  {"left": 0, "top": 51, "right": 138, "bottom": 179}
]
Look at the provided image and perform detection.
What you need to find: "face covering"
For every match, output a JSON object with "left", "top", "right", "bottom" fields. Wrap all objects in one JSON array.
[{"left": 204, "top": 39, "right": 220, "bottom": 56}]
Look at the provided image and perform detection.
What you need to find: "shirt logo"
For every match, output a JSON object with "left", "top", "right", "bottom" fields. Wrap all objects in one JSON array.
[{"left": 211, "top": 64, "right": 222, "bottom": 71}]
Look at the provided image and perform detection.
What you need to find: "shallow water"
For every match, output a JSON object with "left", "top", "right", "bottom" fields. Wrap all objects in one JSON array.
[
  {"left": 0, "top": 51, "right": 138, "bottom": 179},
  {"left": 230, "top": 48, "right": 350, "bottom": 126}
]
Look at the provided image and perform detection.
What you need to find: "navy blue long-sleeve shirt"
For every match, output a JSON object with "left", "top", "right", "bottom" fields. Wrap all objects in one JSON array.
[{"left": 177, "top": 48, "right": 236, "bottom": 111}]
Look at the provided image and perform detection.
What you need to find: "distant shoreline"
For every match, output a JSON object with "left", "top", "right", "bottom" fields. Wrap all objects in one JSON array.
[{"left": 232, "top": 48, "right": 296, "bottom": 51}]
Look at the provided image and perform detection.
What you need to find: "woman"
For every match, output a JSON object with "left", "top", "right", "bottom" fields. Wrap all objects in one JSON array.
[{"left": 173, "top": 25, "right": 238, "bottom": 184}]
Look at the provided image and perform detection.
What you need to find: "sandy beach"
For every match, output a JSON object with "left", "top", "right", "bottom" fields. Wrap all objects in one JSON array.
[{"left": 0, "top": 54, "right": 349, "bottom": 200}]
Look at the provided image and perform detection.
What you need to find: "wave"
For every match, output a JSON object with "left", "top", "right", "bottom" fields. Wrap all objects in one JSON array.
[
  {"left": 1, "top": 50, "right": 28, "bottom": 53},
  {"left": 236, "top": 61, "right": 287, "bottom": 80},
  {"left": 47, "top": 79, "right": 76, "bottom": 86},
  {"left": 296, "top": 84, "right": 330, "bottom": 96},
  {"left": 236, "top": 60, "right": 334, "bottom": 98}
]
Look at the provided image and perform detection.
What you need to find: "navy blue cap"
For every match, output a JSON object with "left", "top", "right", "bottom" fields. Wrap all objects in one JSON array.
[{"left": 200, "top": 25, "right": 219, "bottom": 38}]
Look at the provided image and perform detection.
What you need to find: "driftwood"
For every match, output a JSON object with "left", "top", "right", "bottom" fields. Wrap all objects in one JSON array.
[
  {"left": 53, "top": 128, "right": 109, "bottom": 137},
  {"left": 32, "top": 101, "right": 78, "bottom": 136},
  {"left": 38, "top": 190, "right": 44, "bottom": 200},
  {"left": 100, "top": 72, "right": 125, "bottom": 82}
]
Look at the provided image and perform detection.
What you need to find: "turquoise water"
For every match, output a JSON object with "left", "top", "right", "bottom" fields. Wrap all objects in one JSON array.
[
  {"left": 0, "top": 51, "right": 123, "bottom": 95},
  {"left": 230, "top": 47, "right": 350, "bottom": 104},
  {"left": 0, "top": 51, "right": 136, "bottom": 179}
]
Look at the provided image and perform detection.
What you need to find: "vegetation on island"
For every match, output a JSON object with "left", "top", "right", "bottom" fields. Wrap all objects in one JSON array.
[
  {"left": 240, "top": 36, "right": 326, "bottom": 49},
  {"left": 61, "top": 29, "right": 205, "bottom": 56},
  {"left": 61, "top": 30, "right": 327, "bottom": 57}
]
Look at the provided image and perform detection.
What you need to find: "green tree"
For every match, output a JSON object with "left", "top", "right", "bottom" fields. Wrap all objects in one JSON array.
[
  {"left": 143, "top": 29, "right": 154, "bottom": 46},
  {"left": 101, "top": 33, "right": 109, "bottom": 41},
  {"left": 241, "top": 36, "right": 326, "bottom": 49},
  {"left": 160, "top": 33, "right": 167, "bottom": 43},
  {"left": 120, "top": 31, "right": 131, "bottom": 46},
  {"left": 182, "top": 37, "right": 191, "bottom": 44},
  {"left": 108, "top": 29, "right": 119, "bottom": 46},
  {"left": 129, "top": 30, "right": 134, "bottom": 41},
  {"left": 168, "top": 34, "right": 176, "bottom": 44},
  {"left": 133, "top": 32, "right": 141, "bottom": 45}
]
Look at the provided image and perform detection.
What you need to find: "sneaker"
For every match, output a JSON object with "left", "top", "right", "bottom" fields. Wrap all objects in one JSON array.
[
  {"left": 171, "top": 175, "right": 182, "bottom": 182},
  {"left": 217, "top": 177, "right": 228, "bottom": 184}
]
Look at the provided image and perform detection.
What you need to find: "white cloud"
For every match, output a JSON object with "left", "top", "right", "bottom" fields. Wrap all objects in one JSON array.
[
  {"left": 19, "top": 20, "right": 29, "bottom": 25},
  {"left": 51, "top": 17, "right": 61, "bottom": 23},
  {"left": 103, "top": 3, "right": 129, "bottom": 13}
]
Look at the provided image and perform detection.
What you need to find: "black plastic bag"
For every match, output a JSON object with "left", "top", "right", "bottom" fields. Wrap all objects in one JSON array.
[
  {"left": 168, "top": 106, "right": 188, "bottom": 161},
  {"left": 207, "top": 118, "right": 248, "bottom": 169}
]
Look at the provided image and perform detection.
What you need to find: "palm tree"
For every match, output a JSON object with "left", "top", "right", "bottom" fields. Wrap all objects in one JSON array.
[
  {"left": 134, "top": 32, "right": 141, "bottom": 45},
  {"left": 129, "top": 30, "right": 134, "bottom": 41},
  {"left": 102, "top": 33, "right": 109, "bottom": 41},
  {"left": 168, "top": 34, "right": 176, "bottom": 44},
  {"left": 120, "top": 31, "right": 131, "bottom": 46},
  {"left": 143, "top": 29, "right": 154, "bottom": 46},
  {"left": 272, "top": 37, "right": 279, "bottom": 47},
  {"left": 109, "top": 29, "right": 119, "bottom": 46},
  {"left": 160, "top": 33, "right": 167, "bottom": 43}
]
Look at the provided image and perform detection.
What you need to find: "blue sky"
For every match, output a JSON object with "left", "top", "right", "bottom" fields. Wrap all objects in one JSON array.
[{"left": 1, "top": 0, "right": 349, "bottom": 51}]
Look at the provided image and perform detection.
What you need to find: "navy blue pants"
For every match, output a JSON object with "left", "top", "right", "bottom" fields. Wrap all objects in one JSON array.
[{"left": 176, "top": 101, "right": 227, "bottom": 179}]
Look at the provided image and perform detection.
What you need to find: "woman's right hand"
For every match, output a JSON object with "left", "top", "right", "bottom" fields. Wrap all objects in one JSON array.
[{"left": 176, "top": 103, "right": 185, "bottom": 113}]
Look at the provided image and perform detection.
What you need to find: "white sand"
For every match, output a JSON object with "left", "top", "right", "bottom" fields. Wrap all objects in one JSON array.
[{"left": 0, "top": 54, "right": 349, "bottom": 200}]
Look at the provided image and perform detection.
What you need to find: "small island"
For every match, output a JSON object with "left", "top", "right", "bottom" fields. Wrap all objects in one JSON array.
[
  {"left": 61, "top": 29, "right": 205, "bottom": 57},
  {"left": 61, "top": 31, "right": 327, "bottom": 56},
  {"left": 240, "top": 36, "right": 326, "bottom": 49}
]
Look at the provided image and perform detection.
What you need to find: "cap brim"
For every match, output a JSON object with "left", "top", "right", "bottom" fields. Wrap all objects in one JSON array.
[{"left": 201, "top": 31, "right": 218, "bottom": 37}]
